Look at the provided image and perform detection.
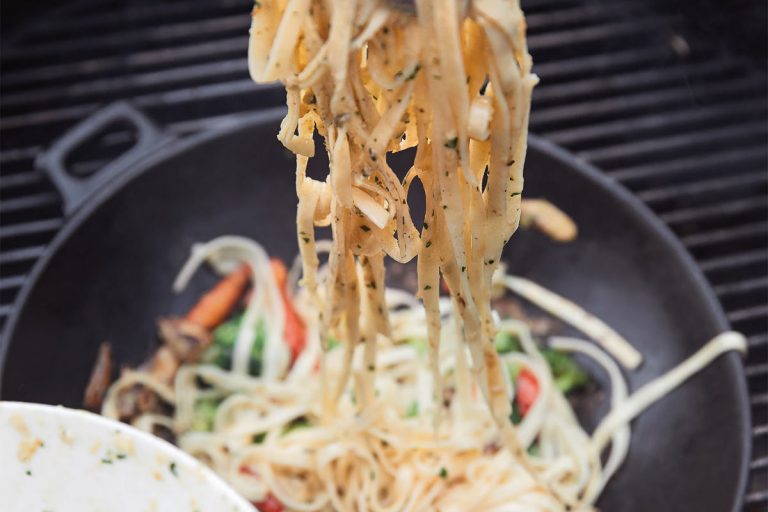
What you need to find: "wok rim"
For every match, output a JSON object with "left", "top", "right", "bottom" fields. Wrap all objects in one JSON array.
[{"left": 0, "top": 107, "right": 750, "bottom": 511}]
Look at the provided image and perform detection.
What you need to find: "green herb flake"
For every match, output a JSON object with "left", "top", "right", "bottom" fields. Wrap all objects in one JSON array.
[
  {"left": 301, "top": 236, "right": 310, "bottom": 243},
  {"left": 438, "top": 467, "right": 448, "bottom": 479},
  {"left": 101, "top": 458, "right": 113, "bottom": 465},
  {"left": 25, "top": 470, "right": 32, "bottom": 476},
  {"left": 425, "top": 241, "right": 432, "bottom": 248},
  {"left": 116, "top": 453, "right": 127, "bottom": 460},
  {"left": 443, "top": 137, "right": 458, "bottom": 149},
  {"left": 252, "top": 432, "right": 267, "bottom": 444},
  {"left": 423, "top": 285, "right": 432, "bottom": 291},
  {"left": 510, "top": 401, "right": 523, "bottom": 425},
  {"left": 406, "top": 401, "right": 419, "bottom": 418},
  {"left": 169, "top": 462, "right": 178, "bottom": 477},
  {"left": 368, "top": 364, "right": 375, "bottom": 372},
  {"left": 510, "top": 192, "right": 521, "bottom": 198},
  {"left": 405, "top": 64, "right": 421, "bottom": 81},
  {"left": 284, "top": 417, "right": 310, "bottom": 435}
]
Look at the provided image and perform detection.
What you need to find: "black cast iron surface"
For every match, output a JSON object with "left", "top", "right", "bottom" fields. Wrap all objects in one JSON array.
[{"left": 0, "top": 0, "right": 766, "bottom": 508}]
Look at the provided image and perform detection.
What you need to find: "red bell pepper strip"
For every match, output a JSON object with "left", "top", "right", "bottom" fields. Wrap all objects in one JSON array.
[
  {"left": 270, "top": 258, "right": 306, "bottom": 362},
  {"left": 515, "top": 368, "right": 539, "bottom": 416},
  {"left": 255, "top": 494, "right": 284, "bottom": 512}
]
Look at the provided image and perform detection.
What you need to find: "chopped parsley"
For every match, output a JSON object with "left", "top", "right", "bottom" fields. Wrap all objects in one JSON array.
[
  {"left": 405, "top": 64, "right": 421, "bottom": 81},
  {"left": 443, "top": 137, "right": 458, "bottom": 149},
  {"left": 438, "top": 467, "right": 448, "bottom": 479},
  {"left": 406, "top": 401, "right": 419, "bottom": 418},
  {"left": 169, "top": 462, "right": 178, "bottom": 477}
]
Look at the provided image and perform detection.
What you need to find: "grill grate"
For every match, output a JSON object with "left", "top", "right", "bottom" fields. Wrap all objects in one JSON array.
[{"left": 1, "top": 0, "right": 766, "bottom": 507}]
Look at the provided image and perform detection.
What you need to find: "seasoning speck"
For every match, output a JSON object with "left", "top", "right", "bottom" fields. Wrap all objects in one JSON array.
[
  {"left": 169, "top": 462, "right": 178, "bottom": 477},
  {"left": 405, "top": 64, "right": 421, "bottom": 81},
  {"left": 438, "top": 467, "right": 448, "bottom": 478}
]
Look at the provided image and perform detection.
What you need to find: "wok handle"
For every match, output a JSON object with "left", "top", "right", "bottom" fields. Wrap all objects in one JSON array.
[{"left": 36, "top": 101, "right": 169, "bottom": 215}]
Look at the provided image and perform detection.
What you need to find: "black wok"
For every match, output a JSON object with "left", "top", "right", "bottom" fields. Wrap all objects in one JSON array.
[{"left": 0, "top": 103, "right": 750, "bottom": 512}]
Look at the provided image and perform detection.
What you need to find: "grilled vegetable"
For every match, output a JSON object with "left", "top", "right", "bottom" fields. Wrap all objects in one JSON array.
[
  {"left": 255, "top": 495, "right": 284, "bottom": 512},
  {"left": 201, "top": 314, "right": 265, "bottom": 375},
  {"left": 186, "top": 264, "right": 251, "bottom": 329},
  {"left": 157, "top": 317, "right": 212, "bottom": 363},
  {"left": 191, "top": 397, "right": 220, "bottom": 432},
  {"left": 541, "top": 347, "right": 588, "bottom": 393},
  {"left": 515, "top": 368, "right": 539, "bottom": 416},
  {"left": 83, "top": 342, "right": 114, "bottom": 410},
  {"left": 270, "top": 258, "right": 306, "bottom": 362},
  {"left": 495, "top": 331, "right": 522, "bottom": 354}
]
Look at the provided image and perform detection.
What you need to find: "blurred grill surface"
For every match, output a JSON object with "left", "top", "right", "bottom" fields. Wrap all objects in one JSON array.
[{"left": 0, "top": 0, "right": 766, "bottom": 507}]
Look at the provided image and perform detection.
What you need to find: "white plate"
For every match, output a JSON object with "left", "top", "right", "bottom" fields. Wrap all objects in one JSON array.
[{"left": 0, "top": 401, "right": 256, "bottom": 512}]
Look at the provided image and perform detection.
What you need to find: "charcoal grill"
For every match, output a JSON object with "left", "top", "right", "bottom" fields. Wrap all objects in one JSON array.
[{"left": 1, "top": 0, "right": 766, "bottom": 508}]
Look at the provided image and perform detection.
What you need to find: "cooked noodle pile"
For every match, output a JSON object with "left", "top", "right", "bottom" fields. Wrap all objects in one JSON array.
[
  {"left": 100, "top": 0, "right": 747, "bottom": 510},
  {"left": 102, "top": 237, "right": 746, "bottom": 511}
]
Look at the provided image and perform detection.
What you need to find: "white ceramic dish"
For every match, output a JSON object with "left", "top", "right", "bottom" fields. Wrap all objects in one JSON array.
[{"left": 0, "top": 401, "right": 256, "bottom": 512}]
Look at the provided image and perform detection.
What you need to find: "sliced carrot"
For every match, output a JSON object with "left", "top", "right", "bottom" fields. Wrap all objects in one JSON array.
[
  {"left": 186, "top": 264, "right": 251, "bottom": 330},
  {"left": 270, "top": 258, "right": 306, "bottom": 362},
  {"left": 515, "top": 368, "right": 539, "bottom": 416}
]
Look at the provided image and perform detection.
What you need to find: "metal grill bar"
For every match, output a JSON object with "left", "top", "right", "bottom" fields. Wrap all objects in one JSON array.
[
  {"left": 3, "top": 15, "right": 247, "bottom": 63},
  {"left": 546, "top": 100, "right": 767, "bottom": 148},
  {"left": 714, "top": 278, "right": 768, "bottom": 297},
  {"left": 611, "top": 146, "right": 767, "bottom": 184},
  {"left": 638, "top": 172, "right": 767, "bottom": 204},
  {"left": 580, "top": 122, "right": 767, "bottom": 169}
]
